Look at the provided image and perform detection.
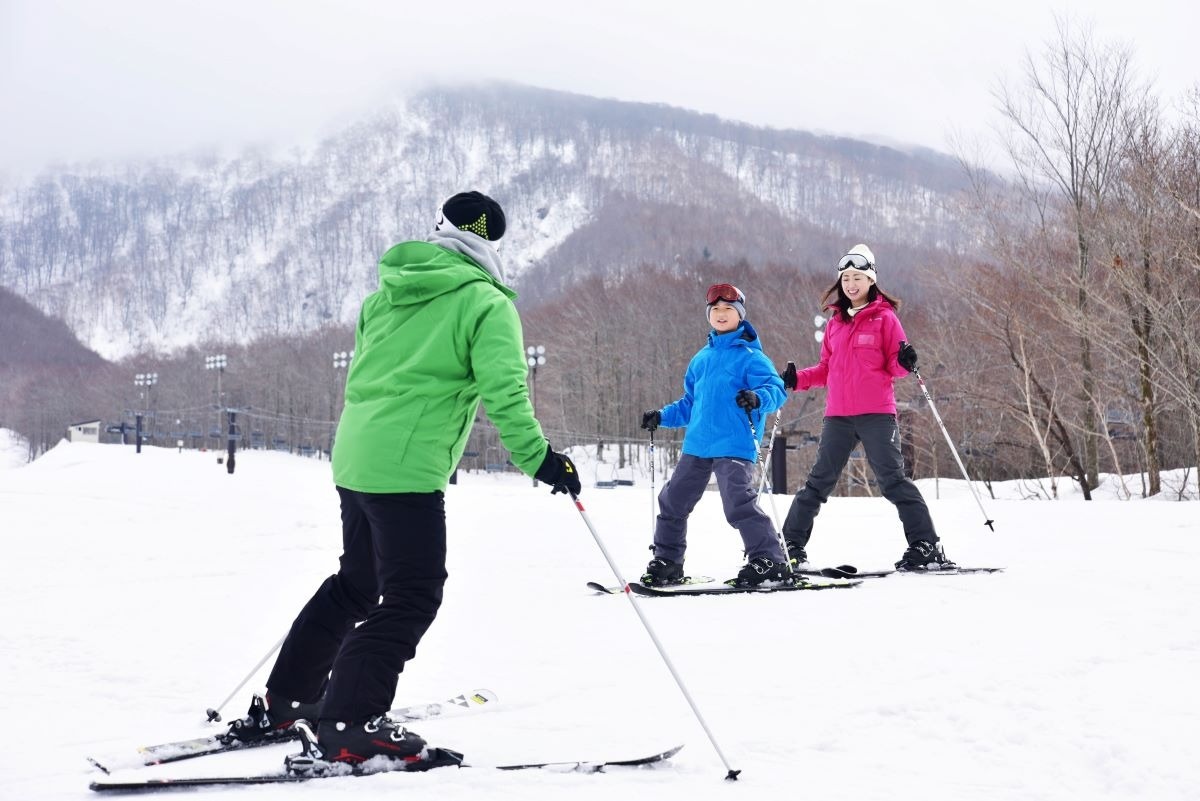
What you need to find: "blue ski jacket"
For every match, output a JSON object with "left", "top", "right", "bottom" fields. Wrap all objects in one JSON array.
[{"left": 659, "top": 321, "right": 787, "bottom": 461}]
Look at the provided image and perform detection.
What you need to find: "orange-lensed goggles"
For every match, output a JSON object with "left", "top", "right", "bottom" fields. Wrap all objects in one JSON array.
[{"left": 706, "top": 283, "right": 743, "bottom": 304}]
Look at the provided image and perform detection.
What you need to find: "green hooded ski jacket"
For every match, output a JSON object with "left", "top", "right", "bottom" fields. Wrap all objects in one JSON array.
[{"left": 330, "top": 240, "right": 546, "bottom": 493}]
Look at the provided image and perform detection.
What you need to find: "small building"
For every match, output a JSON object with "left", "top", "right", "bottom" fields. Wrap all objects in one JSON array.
[{"left": 67, "top": 419, "right": 102, "bottom": 444}]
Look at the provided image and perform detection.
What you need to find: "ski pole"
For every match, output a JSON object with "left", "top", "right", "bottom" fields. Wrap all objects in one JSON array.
[
  {"left": 205, "top": 633, "right": 288, "bottom": 722},
  {"left": 751, "top": 361, "right": 792, "bottom": 498},
  {"left": 568, "top": 491, "right": 741, "bottom": 781},
  {"left": 754, "top": 412, "right": 782, "bottom": 497},
  {"left": 747, "top": 407, "right": 790, "bottom": 564},
  {"left": 913, "top": 369, "right": 995, "bottom": 531},
  {"left": 757, "top": 411, "right": 789, "bottom": 547},
  {"left": 648, "top": 429, "right": 657, "bottom": 536}
]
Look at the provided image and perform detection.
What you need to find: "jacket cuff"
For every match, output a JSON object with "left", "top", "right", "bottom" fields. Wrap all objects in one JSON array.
[{"left": 532, "top": 442, "right": 555, "bottom": 482}]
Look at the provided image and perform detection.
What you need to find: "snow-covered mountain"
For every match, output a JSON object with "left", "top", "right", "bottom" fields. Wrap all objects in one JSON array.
[{"left": 0, "top": 83, "right": 976, "bottom": 360}]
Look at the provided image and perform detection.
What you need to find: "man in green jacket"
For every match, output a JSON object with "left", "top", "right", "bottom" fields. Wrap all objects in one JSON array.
[{"left": 233, "top": 191, "right": 579, "bottom": 768}]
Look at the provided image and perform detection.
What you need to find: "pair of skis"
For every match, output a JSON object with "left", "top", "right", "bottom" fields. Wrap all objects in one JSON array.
[
  {"left": 587, "top": 574, "right": 862, "bottom": 596},
  {"left": 88, "top": 688, "right": 682, "bottom": 793},
  {"left": 92, "top": 746, "right": 684, "bottom": 792},
  {"left": 588, "top": 563, "right": 1004, "bottom": 595},
  {"left": 87, "top": 688, "right": 500, "bottom": 774}
]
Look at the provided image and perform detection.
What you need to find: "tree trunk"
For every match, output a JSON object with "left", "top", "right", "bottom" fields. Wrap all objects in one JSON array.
[{"left": 1077, "top": 234, "right": 1100, "bottom": 494}]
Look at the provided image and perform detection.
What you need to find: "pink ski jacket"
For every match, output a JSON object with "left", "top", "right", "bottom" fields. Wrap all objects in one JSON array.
[{"left": 794, "top": 298, "right": 910, "bottom": 416}]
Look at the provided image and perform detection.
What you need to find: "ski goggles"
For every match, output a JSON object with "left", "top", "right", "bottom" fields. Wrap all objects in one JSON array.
[
  {"left": 838, "top": 252, "right": 874, "bottom": 272},
  {"left": 840, "top": 253, "right": 878, "bottom": 272},
  {"left": 706, "top": 283, "right": 743, "bottom": 304}
]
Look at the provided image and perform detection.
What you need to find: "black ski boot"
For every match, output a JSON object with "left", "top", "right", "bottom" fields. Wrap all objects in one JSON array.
[
  {"left": 287, "top": 720, "right": 456, "bottom": 777},
  {"left": 894, "top": 540, "right": 958, "bottom": 571},
  {"left": 734, "top": 556, "right": 789, "bottom": 587},
  {"left": 223, "top": 693, "right": 320, "bottom": 744},
  {"left": 784, "top": 540, "right": 808, "bottom": 568},
  {"left": 641, "top": 557, "right": 684, "bottom": 586},
  {"left": 315, "top": 714, "right": 427, "bottom": 766},
  {"left": 267, "top": 692, "right": 321, "bottom": 727}
]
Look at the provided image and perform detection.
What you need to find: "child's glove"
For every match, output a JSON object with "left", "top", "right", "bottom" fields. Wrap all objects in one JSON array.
[
  {"left": 640, "top": 410, "right": 661, "bottom": 431},
  {"left": 780, "top": 361, "right": 797, "bottom": 391},
  {"left": 897, "top": 341, "right": 919, "bottom": 373},
  {"left": 735, "top": 389, "right": 760, "bottom": 411}
]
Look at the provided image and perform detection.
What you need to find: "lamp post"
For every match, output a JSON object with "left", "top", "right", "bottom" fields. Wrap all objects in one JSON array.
[
  {"left": 330, "top": 350, "right": 353, "bottom": 458},
  {"left": 526, "top": 345, "right": 546, "bottom": 411},
  {"left": 812, "top": 313, "right": 827, "bottom": 349},
  {"left": 526, "top": 345, "right": 546, "bottom": 487},
  {"left": 771, "top": 315, "right": 826, "bottom": 493},
  {"left": 133, "top": 372, "right": 158, "bottom": 454},
  {"left": 134, "top": 372, "right": 158, "bottom": 409},
  {"left": 205, "top": 354, "right": 227, "bottom": 445}
]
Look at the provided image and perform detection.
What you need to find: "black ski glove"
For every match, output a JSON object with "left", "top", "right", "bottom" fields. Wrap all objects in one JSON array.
[
  {"left": 534, "top": 445, "right": 581, "bottom": 496},
  {"left": 735, "top": 389, "right": 760, "bottom": 411},
  {"left": 897, "top": 341, "right": 919, "bottom": 373},
  {"left": 641, "top": 410, "right": 661, "bottom": 432},
  {"left": 780, "top": 361, "right": 797, "bottom": 391}
]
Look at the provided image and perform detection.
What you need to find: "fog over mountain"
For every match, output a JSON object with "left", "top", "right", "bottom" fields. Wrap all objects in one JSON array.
[{"left": 0, "top": 83, "right": 978, "bottom": 360}]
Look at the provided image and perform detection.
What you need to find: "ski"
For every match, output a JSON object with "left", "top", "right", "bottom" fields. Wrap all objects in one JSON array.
[
  {"left": 794, "top": 564, "right": 896, "bottom": 579},
  {"left": 494, "top": 743, "right": 682, "bottom": 770},
  {"left": 87, "top": 688, "right": 498, "bottom": 774},
  {"left": 901, "top": 566, "right": 1005, "bottom": 575},
  {"left": 627, "top": 576, "right": 860, "bottom": 596},
  {"left": 587, "top": 576, "right": 714, "bottom": 594},
  {"left": 794, "top": 564, "right": 1005, "bottom": 579},
  {"left": 88, "top": 744, "right": 684, "bottom": 792}
]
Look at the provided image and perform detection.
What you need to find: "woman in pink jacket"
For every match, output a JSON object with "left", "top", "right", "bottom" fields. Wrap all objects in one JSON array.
[{"left": 779, "top": 244, "right": 954, "bottom": 572}]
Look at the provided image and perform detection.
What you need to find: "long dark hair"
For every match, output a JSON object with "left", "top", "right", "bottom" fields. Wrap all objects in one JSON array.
[{"left": 821, "top": 279, "right": 902, "bottom": 322}]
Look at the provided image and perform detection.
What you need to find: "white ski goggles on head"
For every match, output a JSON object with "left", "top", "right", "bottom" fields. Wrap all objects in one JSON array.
[{"left": 838, "top": 252, "right": 874, "bottom": 271}]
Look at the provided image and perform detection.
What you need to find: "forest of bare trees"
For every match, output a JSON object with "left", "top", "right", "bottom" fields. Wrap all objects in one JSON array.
[{"left": 951, "top": 20, "right": 1200, "bottom": 499}]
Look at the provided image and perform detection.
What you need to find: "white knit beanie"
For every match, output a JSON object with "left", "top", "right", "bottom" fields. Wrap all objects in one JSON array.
[{"left": 838, "top": 243, "right": 878, "bottom": 284}]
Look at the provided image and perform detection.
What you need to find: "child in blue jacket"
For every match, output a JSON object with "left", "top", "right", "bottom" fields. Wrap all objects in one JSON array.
[{"left": 639, "top": 284, "right": 788, "bottom": 587}]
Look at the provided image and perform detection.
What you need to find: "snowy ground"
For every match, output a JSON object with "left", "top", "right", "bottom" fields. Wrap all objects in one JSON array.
[
  {"left": 0, "top": 428, "right": 28, "bottom": 470},
  {"left": 1, "top": 441, "right": 1197, "bottom": 800}
]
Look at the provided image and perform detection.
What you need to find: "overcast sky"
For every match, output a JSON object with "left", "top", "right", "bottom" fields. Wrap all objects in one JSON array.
[{"left": 1, "top": 0, "right": 1197, "bottom": 179}]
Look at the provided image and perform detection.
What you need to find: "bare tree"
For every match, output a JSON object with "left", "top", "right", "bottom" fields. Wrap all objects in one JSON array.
[
  {"left": 1097, "top": 105, "right": 1170, "bottom": 495},
  {"left": 993, "top": 16, "right": 1142, "bottom": 494}
]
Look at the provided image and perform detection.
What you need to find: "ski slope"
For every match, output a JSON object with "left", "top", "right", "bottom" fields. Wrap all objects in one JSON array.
[{"left": 1, "top": 441, "right": 1196, "bottom": 800}]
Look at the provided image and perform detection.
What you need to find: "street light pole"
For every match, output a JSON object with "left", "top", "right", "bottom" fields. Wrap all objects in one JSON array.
[
  {"left": 526, "top": 345, "right": 546, "bottom": 411},
  {"left": 812, "top": 313, "right": 827, "bottom": 350},
  {"left": 526, "top": 345, "right": 546, "bottom": 487},
  {"left": 331, "top": 350, "right": 353, "bottom": 458},
  {"left": 205, "top": 354, "right": 227, "bottom": 448},
  {"left": 133, "top": 372, "right": 158, "bottom": 454},
  {"left": 773, "top": 315, "right": 827, "bottom": 492}
]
